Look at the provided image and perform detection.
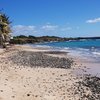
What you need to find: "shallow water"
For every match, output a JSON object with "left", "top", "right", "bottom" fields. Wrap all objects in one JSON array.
[{"left": 31, "top": 39, "right": 100, "bottom": 59}]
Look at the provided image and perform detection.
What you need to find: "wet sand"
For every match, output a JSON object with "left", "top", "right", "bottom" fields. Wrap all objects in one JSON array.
[{"left": 69, "top": 53, "right": 100, "bottom": 77}]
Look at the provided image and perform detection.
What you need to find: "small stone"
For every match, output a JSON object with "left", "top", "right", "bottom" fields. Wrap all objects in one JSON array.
[
  {"left": 27, "top": 94, "right": 30, "bottom": 96},
  {"left": 0, "top": 90, "right": 3, "bottom": 92},
  {"left": 12, "top": 96, "right": 15, "bottom": 98}
]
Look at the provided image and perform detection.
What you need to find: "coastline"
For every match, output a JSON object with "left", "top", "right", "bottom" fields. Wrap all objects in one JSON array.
[{"left": 0, "top": 45, "right": 100, "bottom": 100}]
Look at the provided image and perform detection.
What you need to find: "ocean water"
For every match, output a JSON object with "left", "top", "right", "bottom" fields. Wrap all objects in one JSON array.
[
  {"left": 33, "top": 39, "right": 100, "bottom": 59},
  {"left": 36, "top": 39, "right": 100, "bottom": 48}
]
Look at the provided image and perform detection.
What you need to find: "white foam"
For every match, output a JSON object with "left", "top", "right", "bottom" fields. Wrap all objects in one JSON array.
[
  {"left": 33, "top": 45, "right": 52, "bottom": 48},
  {"left": 92, "top": 52, "right": 100, "bottom": 56}
]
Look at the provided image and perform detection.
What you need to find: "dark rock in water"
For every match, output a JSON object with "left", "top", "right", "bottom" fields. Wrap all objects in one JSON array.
[{"left": 9, "top": 51, "right": 73, "bottom": 69}]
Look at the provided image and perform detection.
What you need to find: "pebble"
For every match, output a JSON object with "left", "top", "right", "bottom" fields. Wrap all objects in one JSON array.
[{"left": 9, "top": 51, "right": 74, "bottom": 69}]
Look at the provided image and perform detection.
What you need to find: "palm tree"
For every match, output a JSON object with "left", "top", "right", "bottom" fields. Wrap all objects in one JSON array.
[{"left": 0, "top": 12, "right": 11, "bottom": 48}]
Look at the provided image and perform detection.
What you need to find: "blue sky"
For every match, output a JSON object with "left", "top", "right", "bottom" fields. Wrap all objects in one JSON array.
[{"left": 0, "top": 0, "right": 100, "bottom": 37}]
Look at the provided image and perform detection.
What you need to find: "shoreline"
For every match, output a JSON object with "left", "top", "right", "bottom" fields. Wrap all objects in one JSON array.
[{"left": 1, "top": 44, "right": 100, "bottom": 76}]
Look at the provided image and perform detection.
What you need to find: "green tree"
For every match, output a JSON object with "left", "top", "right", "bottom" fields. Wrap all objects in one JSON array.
[{"left": 0, "top": 12, "right": 11, "bottom": 48}]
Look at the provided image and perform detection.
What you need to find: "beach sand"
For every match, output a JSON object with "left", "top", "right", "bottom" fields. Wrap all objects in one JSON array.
[{"left": 0, "top": 45, "right": 99, "bottom": 100}]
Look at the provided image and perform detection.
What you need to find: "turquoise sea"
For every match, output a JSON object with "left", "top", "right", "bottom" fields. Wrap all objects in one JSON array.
[
  {"left": 32, "top": 39, "right": 100, "bottom": 59},
  {"left": 37, "top": 39, "right": 100, "bottom": 48}
]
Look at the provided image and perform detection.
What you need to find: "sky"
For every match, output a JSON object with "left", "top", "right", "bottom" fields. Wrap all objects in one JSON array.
[{"left": 0, "top": 0, "right": 100, "bottom": 37}]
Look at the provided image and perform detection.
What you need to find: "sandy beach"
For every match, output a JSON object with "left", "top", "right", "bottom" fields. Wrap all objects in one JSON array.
[
  {"left": 1, "top": 0, "right": 100, "bottom": 99},
  {"left": 0, "top": 45, "right": 100, "bottom": 100}
]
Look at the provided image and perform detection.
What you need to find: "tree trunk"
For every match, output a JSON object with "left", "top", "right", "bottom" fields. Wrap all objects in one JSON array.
[{"left": 1, "top": 34, "right": 6, "bottom": 48}]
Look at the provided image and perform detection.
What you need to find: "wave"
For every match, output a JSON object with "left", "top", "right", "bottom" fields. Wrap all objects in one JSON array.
[
  {"left": 27, "top": 42, "right": 100, "bottom": 60},
  {"left": 33, "top": 45, "right": 52, "bottom": 48},
  {"left": 92, "top": 52, "right": 100, "bottom": 56}
]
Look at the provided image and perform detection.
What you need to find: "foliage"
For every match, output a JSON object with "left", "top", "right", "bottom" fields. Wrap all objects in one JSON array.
[
  {"left": 0, "top": 11, "right": 11, "bottom": 48},
  {"left": 10, "top": 35, "right": 100, "bottom": 44}
]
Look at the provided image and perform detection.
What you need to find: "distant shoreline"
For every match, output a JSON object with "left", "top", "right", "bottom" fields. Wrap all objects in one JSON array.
[{"left": 10, "top": 35, "right": 100, "bottom": 44}]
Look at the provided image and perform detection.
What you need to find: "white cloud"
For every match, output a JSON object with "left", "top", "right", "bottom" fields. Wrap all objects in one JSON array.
[
  {"left": 13, "top": 25, "right": 36, "bottom": 30},
  {"left": 41, "top": 24, "right": 58, "bottom": 31},
  {"left": 12, "top": 24, "right": 74, "bottom": 36},
  {"left": 12, "top": 24, "right": 59, "bottom": 36},
  {"left": 12, "top": 25, "right": 37, "bottom": 36},
  {"left": 86, "top": 17, "right": 100, "bottom": 23}
]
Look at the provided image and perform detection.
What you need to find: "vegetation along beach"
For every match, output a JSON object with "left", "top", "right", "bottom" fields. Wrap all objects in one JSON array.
[{"left": 0, "top": 0, "right": 100, "bottom": 100}]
